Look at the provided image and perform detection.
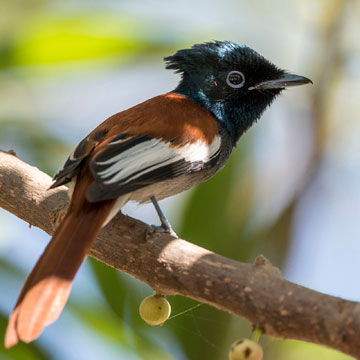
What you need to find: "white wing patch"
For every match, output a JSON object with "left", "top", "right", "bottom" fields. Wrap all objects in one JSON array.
[{"left": 95, "top": 135, "right": 221, "bottom": 185}]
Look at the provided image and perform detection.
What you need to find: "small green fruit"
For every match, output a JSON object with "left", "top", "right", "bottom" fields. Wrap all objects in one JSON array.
[
  {"left": 229, "top": 338, "right": 263, "bottom": 360},
  {"left": 139, "top": 294, "right": 171, "bottom": 325}
]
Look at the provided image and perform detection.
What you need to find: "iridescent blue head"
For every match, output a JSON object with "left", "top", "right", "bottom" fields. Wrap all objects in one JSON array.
[{"left": 164, "top": 41, "right": 312, "bottom": 144}]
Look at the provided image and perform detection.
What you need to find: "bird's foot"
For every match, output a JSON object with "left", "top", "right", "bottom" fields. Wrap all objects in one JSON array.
[
  {"left": 145, "top": 196, "right": 179, "bottom": 239},
  {"left": 145, "top": 224, "right": 178, "bottom": 240}
]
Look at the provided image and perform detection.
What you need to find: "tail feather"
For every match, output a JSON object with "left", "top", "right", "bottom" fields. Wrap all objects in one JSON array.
[{"left": 5, "top": 200, "right": 114, "bottom": 348}]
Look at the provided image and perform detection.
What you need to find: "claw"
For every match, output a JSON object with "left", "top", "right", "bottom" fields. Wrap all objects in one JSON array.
[{"left": 145, "top": 224, "right": 178, "bottom": 240}]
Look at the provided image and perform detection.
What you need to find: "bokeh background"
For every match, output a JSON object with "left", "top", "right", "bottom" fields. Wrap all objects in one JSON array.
[{"left": 0, "top": 0, "right": 359, "bottom": 359}]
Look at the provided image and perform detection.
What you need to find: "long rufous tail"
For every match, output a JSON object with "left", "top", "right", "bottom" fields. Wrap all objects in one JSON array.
[{"left": 4, "top": 200, "right": 114, "bottom": 348}]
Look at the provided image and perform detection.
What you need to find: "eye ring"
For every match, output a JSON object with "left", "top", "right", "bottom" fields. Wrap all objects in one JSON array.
[{"left": 226, "top": 71, "right": 245, "bottom": 88}]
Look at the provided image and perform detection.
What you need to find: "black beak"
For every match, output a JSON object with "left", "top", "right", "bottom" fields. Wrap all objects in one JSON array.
[{"left": 252, "top": 73, "right": 313, "bottom": 90}]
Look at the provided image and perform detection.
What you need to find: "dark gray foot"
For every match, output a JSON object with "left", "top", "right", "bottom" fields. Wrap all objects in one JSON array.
[
  {"left": 148, "top": 196, "right": 178, "bottom": 238},
  {"left": 145, "top": 225, "right": 178, "bottom": 239}
]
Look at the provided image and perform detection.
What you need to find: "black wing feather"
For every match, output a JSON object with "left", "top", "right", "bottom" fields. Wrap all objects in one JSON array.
[
  {"left": 51, "top": 131, "right": 220, "bottom": 202},
  {"left": 50, "top": 130, "right": 108, "bottom": 189},
  {"left": 86, "top": 135, "right": 219, "bottom": 202}
]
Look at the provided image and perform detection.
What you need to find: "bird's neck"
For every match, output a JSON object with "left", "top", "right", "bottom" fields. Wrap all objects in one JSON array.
[{"left": 172, "top": 84, "right": 259, "bottom": 146}]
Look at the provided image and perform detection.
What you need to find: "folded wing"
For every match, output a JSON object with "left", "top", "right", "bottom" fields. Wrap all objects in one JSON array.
[{"left": 87, "top": 133, "right": 221, "bottom": 201}]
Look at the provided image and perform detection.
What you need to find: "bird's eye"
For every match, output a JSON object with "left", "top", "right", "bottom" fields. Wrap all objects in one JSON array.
[{"left": 226, "top": 71, "right": 245, "bottom": 88}]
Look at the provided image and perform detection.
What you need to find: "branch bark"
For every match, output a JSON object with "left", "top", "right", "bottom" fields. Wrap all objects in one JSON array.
[{"left": 0, "top": 150, "right": 359, "bottom": 358}]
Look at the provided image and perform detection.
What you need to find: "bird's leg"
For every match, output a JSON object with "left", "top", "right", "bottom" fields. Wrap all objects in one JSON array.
[{"left": 148, "top": 196, "right": 178, "bottom": 238}]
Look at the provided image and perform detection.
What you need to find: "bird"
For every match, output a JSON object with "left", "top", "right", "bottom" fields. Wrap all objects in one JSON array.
[{"left": 5, "top": 40, "right": 312, "bottom": 347}]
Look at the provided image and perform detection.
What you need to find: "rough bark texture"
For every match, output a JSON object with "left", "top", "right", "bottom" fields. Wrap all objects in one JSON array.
[{"left": 0, "top": 150, "right": 359, "bottom": 358}]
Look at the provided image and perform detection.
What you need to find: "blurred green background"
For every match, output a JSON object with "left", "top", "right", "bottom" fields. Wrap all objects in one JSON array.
[{"left": 0, "top": 0, "right": 359, "bottom": 359}]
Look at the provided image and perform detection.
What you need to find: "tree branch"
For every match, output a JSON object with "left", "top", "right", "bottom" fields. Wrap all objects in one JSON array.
[{"left": 0, "top": 150, "right": 359, "bottom": 357}]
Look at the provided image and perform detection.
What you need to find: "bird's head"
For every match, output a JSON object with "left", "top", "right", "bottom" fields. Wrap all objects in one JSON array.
[{"left": 165, "top": 41, "right": 312, "bottom": 143}]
